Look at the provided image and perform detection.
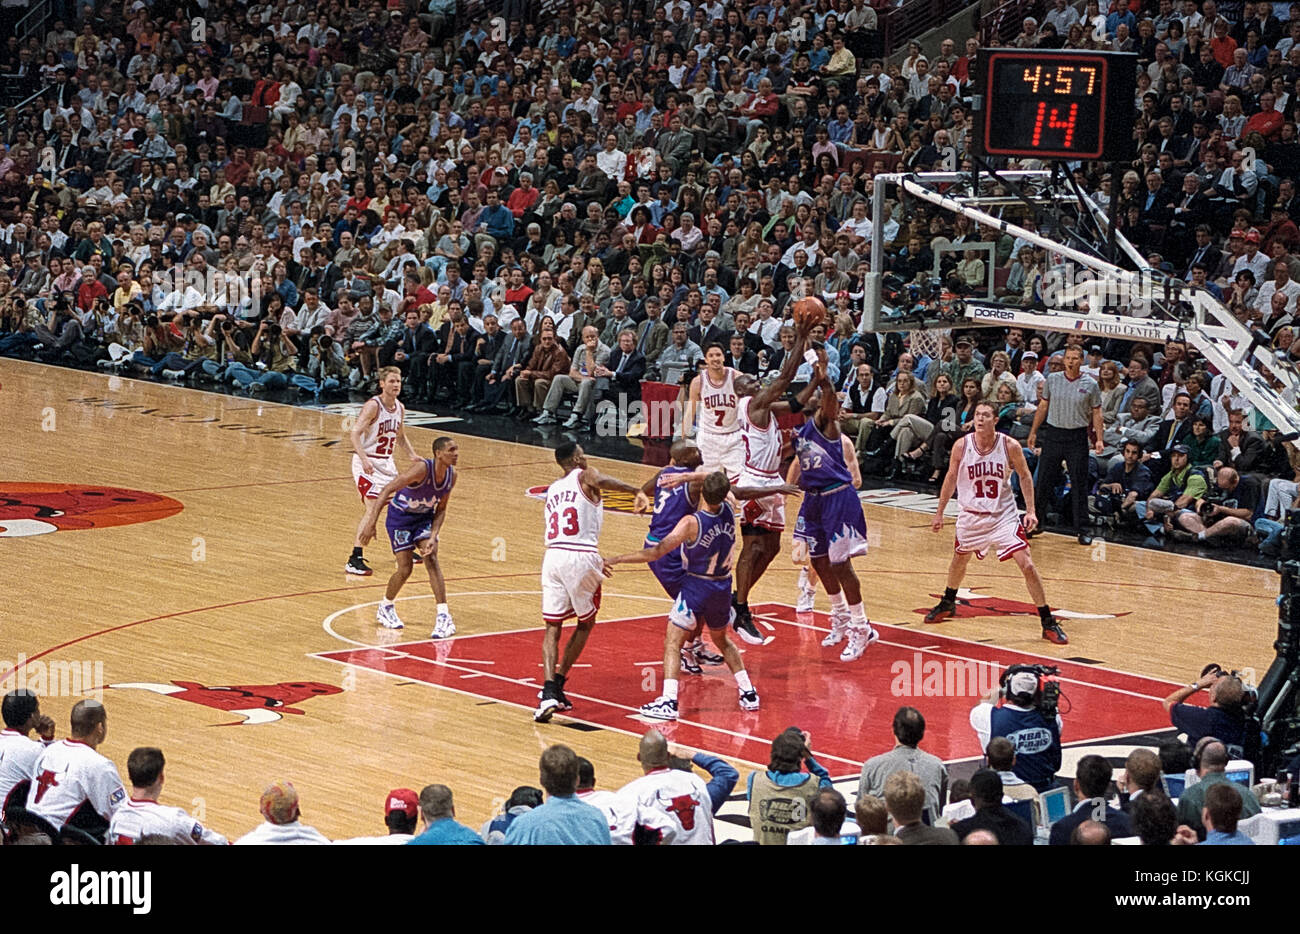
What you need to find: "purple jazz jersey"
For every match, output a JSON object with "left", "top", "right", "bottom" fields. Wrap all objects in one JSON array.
[
  {"left": 386, "top": 508, "right": 433, "bottom": 554},
  {"left": 794, "top": 484, "right": 868, "bottom": 564},
  {"left": 386, "top": 459, "right": 452, "bottom": 554},
  {"left": 794, "top": 419, "right": 853, "bottom": 489},
  {"left": 646, "top": 465, "right": 695, "bottom": 597},
  {"left": 669, "top": 506, "right": 736, "bottom": 631}
]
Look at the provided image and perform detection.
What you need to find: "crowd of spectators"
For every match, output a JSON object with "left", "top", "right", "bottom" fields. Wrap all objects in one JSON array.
[
  {"left": 1, "top": 0, "right": 1300, "bottom": 559},
  {"left": 4, "top": 682, "right": 1292, "bottom": 845}
]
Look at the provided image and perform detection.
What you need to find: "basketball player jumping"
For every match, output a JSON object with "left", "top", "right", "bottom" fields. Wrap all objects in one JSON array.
[
  {"left": 606, "top": 471, "right": 761, "bottom": 721},
  {"left": 790, "top": 351, "right": 879, "bottom": 661},
  {"left": 347, "top": 366, "right": 417, "bottom": 576},
  {"left": 534, "top": 441, "right": 644, "bottom": 723},
  {"left": 358, "top": 436, "right": 460, "bottom": 638},
  {"left": 925, "top": 400, "right": 1069, "bottom": 644}
]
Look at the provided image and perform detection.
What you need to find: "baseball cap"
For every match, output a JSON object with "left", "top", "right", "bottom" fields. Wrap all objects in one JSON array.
[
  {"left": 1022, "top": 350, "right": 1039, "bottom": 360},
  {"left": 955, "top": 336, "right": 974, "bottom": 347},
  {"left": 1246, "top": 230, "right": 1261, "bottom": 243},
  {"left": 1171, "top": 443, "right": 1191, "bottom": 455},
  {"left": 1229, "top": 229, "right": 1245, "bottom": 239},
  {"left": 385, "top": 788, "right": 419, "bottom": 819},
  {"left": 259, "top": 780, "right": 299, "bottom": 824},
  {"left": 1088, "top": 344, "right": 1102, "bottom": 353},
  {"left": 1007, "top": 671, "right": 1039, "bottom": 697}
]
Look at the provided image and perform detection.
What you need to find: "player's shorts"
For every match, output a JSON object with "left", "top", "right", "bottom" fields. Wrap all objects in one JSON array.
[
  {"left": 386, "top": 508, "right": 434, "bottom": 554},
  {"left": 738, "top": 469, "right": 786, "bottom": 533},
  {"left": 352, "top": 454, "right": 397, "bottom": 501},
  {"left": 954, "top": 509, "right": 1029, "bottom": 561},
  {"left": 541, "top": 547, "right": 604, "bottom": 625},
  {"left": 794, "top": 483, "right": 868, "bottom": 564},
  {"left": 668, "top": 575, "right": 734, "bottom": 631},
  {"left": 697, "top": 430, "right": 744, "bottom": 481},
  {"left": 646, "top": 539, "right": 685, "bottom": 598}
]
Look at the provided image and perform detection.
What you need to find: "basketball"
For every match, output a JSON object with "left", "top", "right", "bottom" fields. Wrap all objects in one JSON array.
[{"left": 791, "top": 296, "right": 827, "bottom": 328}]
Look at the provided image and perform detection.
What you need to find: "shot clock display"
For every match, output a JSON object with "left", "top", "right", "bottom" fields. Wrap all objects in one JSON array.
[{"left": 977, "top": 50, "right": 1135, "bottom": 162}]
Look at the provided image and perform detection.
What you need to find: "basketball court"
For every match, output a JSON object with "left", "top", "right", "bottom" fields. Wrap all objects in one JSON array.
[{"left": 0, "top": 357, "right": 1280, "bottom": 841}]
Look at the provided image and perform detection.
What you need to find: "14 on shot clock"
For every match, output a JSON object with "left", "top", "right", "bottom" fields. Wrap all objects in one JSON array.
[{"left": 977, "top": 49, "right": 1136, "bottom": 162}]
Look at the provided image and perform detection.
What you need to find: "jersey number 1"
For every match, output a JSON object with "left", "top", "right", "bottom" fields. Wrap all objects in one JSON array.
[{"left": 547, "top": 507, "right": 579, "bottom": 540}]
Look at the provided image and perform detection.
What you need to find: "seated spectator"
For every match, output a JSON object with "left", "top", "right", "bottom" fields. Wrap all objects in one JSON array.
[
  {"left": 534, "top": 325, "right": 610, "bottom": 431},
  {"left": 0, "top": 689, "right": 52, "bottom": 817},
  {"left": 406, "top": 784, "right": 484, "bottom": 846},
  {"left": 1174, "top": 740, "right": 1261, "bottom": 839},
  {"left": 1132, "top": 791, "right": 1181, "bottom": 845},
  {"left": 787, "top": 789, "right": 856, "bottom": 845},
  {"left": 504, "top": 745, "right": 611, "bottom": 845},
  {"left": 334, "top": 789, "right": 420, "bottom": 845},
  {"left": 885, "top": 771, "right": 958, "bottom": 846},
  {"left": 512, "top": 329, "right": 571, "bottom": 421},
  {"left": 1049, "top": 754, "right": 1133, "bottom": 845},
  {"left": 985, "top": 737, "right": 1041, "bottom": 816},
  {"left": 1198, "top": 781, "right": 1256, "bottom": 845},
  {"left": 25, "top": 699, "right": 124, "bottom": 843},
  {"left": 858, "top": 707, "right": 948, "bottom": 822},
  {"left": 950, "top": 769, "right": 1034, "bottom": 846},
  {"left": 853, "top": 794, "right": 897, "bottom": 845},
  {"left": 620, "top": 730, "right": 715, "bottom": 845},
  {"left": 234, "top": 781, "right": 330, "bottom": 845},
  {"left": 1117, "top": 748, "right": 1165, "bottom": 812},
  {"left": 108, "top": 747, "right": 228, "bottom": 845}
]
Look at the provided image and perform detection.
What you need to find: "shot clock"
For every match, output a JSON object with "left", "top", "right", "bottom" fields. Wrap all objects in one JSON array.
[{"left": 976, "top": 50, "right": 1136, "bottom": 161}]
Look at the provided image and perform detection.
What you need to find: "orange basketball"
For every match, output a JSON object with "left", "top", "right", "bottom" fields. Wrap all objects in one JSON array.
[{"left": 791, "top": 296, "right": 827, "bottom": 328}]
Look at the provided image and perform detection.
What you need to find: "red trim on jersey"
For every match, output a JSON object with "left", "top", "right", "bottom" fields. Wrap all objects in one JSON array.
[
  {"left": 547, "top": 544, "right": 600, "bottom": 553},
  {"left": 704, "top": 368, "right": 732, "bottom": 389},
  {"left": 971, "top": 433, "right": 1001, "bottom": 458},
  {"left": 998, "top": 540, "right": 1030, "bottom": 561}
]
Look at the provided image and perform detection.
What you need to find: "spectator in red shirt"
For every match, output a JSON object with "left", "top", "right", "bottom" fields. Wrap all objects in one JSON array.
[
  {"left": 738, "top": 77, "right": 779, "bottom": 146},
  {"left": 1243, "top": 92, "right": 1284, "bottom": 142},
  {"left": 503, "top": 267, "right": 534, "bottom": 307},
  {"left": 506, "top": 172, "right": 539, "bottom": 219},
  {"left": 224, "top": 146, "right": 251, "bottom": 188},
  {"left": 76, "top": 265, "right": 108, "bottom": 312}
]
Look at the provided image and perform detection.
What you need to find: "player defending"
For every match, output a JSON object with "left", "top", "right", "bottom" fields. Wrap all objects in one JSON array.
[
  {"left": 359, "top": 436, "right": 460, "bottom": 638},
  {"left": 925, "top": 401, "right": 1069, "bottom": 644},
  {"left": 347, "top": 366, "right": 416, "bottom": 575},
  {"left": 535, "top": 441, "right": 643, "bottom": 723},
  {"left": 790, "top": 351, "right": 879, "bottom": 661},
  {"left": 686, "top": 344, "right": 744, "bottom": 481},
  {"left": 606, "top": 471, "right": 760, "bottom": 721}
]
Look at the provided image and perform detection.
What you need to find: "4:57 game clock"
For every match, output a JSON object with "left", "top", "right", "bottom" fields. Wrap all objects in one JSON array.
[{"left": 976, "top": 49, "right": 1135, "bottom": 162}]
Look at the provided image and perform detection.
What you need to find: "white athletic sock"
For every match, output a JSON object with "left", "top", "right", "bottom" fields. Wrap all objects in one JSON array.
[
  {"left": 734, "top": 670, "right": 754, "bottom": 693},
  {"left": 798, "top": 567, "right": 813, "bottom": 592},
  {"left": 829, "top": 590, "right": 848, "bottom": 614},
  {"left": 663, "top": 678, "right": 679, "bottom": 701},
  {"left": 848, "top": 602, "right": 869, "bottom": 629},
  {"left": 1196, "top": 531, "right": 1206, "bottom": 541},
  {"left": 436, "top": 603, "right": 450, "bottom": 616},
  {"left": 380, "top": 598, "right": 394, "bottom": 609}
]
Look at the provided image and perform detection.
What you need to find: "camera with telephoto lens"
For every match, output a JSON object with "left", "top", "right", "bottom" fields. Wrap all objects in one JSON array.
[{"left": 1001, "top": 663, "right": 1062, "bottom": 719}]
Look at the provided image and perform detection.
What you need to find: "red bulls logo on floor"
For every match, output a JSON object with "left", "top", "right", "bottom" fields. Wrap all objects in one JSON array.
[
  {"left": 0, "top": 483, "right": 183, "bottom": 538},
  {"left": 912, "top": 588, "right": 1127, "bottom": 621},
  {"left": 110, "top": 680, "right": 342, "bottom": 725}
]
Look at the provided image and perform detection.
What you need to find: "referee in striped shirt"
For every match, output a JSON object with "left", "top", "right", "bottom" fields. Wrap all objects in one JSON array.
[{"left": 1026, "top": 346, "right": 1105, "bottom": 545}]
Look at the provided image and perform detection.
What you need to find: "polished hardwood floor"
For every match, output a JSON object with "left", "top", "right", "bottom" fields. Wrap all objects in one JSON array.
[{"left": 0, "top": 358, "right": 1278, "bottom": 841}]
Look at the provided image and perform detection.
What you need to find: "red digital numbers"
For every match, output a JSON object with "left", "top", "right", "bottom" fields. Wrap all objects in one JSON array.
[{"left": 1030, "top": 101, "right": 1078, "bottom": 150}]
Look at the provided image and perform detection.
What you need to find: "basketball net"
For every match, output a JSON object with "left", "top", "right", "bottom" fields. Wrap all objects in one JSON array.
[{"left": 909, "top": 328, "right": 946, "bottom": 360}]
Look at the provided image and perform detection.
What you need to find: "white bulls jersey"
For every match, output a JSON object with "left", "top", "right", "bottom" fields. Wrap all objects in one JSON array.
[
  {"left": 544, "top": 467, "right": 603, "bottom": 551},
  {"left": 360, "top": 395, "right": 405, "bottom": 464},
  {"left": 0, "top": 729, "right": 43, "bottom": 813},
  {"left": 956, "top": 433, "right": 1018, "bottom": 515},
  {"left": 26, "top": 739, "right": 126, "bottom": 829},
  {"left": 698, "top": 368, "right": 740, "bottom": 435},
  {"left": 737, "top": 395, "right": 781, "bottom": 476},
  {"left": 617, "top": 767, "right": 715, "bottom": 845},
  {"left": 108, "top": 797, "right": 228, "bottom": 845}
]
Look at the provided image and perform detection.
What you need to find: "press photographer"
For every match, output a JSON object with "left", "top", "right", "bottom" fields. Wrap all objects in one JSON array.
[
  {"left": 1162, "top": 665, "right": 1248, "bottom": 754},
  {"left": 971, "top": 665, "right": 1064, "bottom": 793}
]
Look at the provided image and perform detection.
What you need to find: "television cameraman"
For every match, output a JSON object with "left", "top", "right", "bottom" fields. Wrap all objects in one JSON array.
[
  {"left": 1160, "top": 665, "right": 1247, "bottom": 754},
  {"left": 970, "top": 666, "right": 1063, "bottom": 793}
]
